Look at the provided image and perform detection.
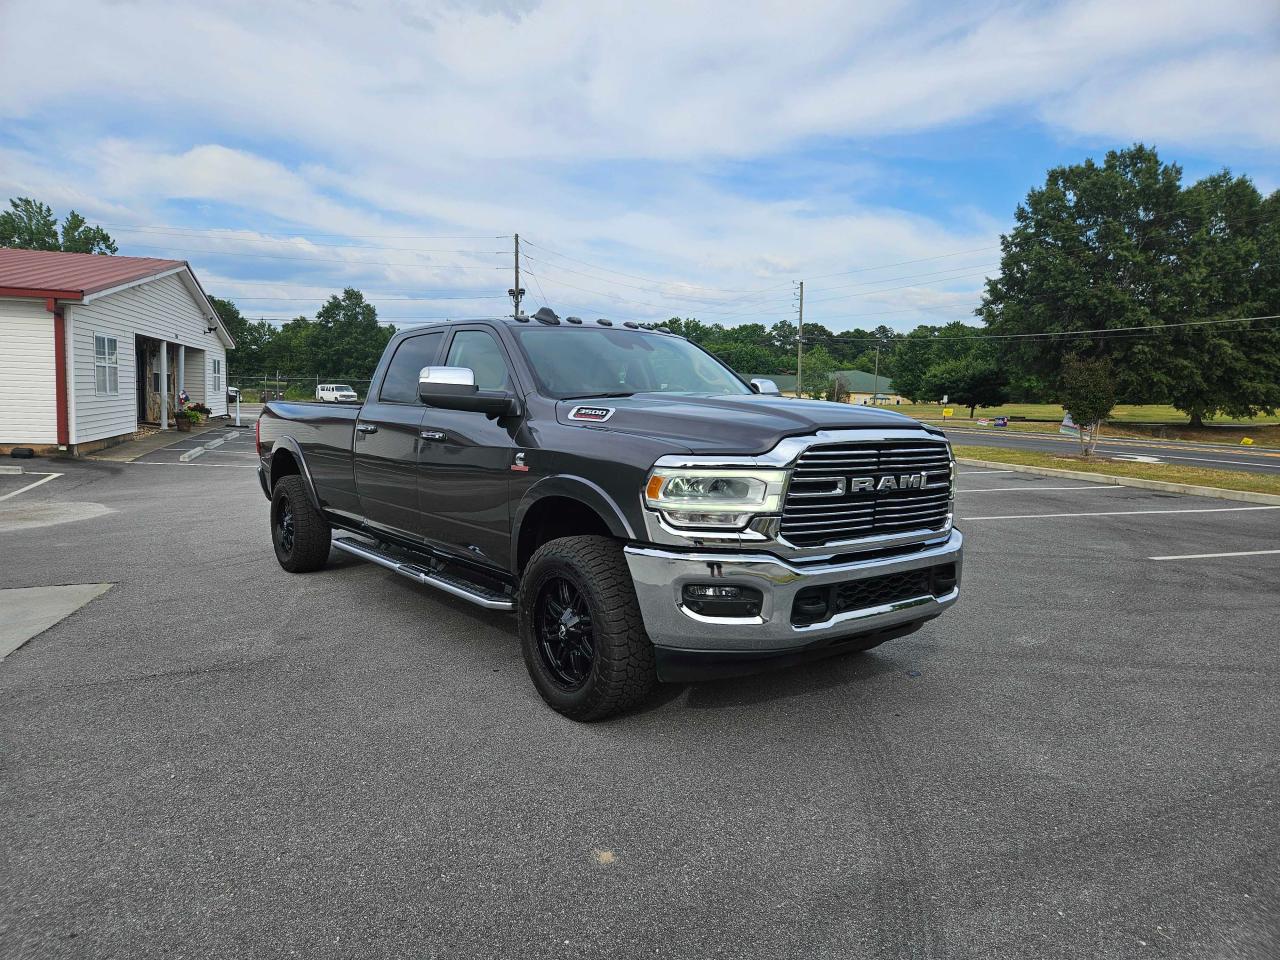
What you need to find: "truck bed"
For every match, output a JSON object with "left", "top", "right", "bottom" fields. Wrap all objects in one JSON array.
[{"left": 258, "top": 400, "right": 361, "bottom": 510}]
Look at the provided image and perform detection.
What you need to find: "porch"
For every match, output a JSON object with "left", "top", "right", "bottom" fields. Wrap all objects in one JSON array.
[{"left": 134, "top": 336, "right": 209, "bottom": 430}]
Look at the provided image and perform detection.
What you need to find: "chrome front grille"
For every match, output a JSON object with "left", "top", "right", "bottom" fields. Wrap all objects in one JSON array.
[{"left": 781, "top": 440, "right": 952, "bottom": 547}]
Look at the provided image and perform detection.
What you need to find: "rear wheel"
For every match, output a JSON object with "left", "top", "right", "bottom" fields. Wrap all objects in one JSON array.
[
  {"left": 518, "top": 536, "right": 656, "bottom": 721},
  {"left": 270, "top": 475, "right": 331, "bottom": 573}
]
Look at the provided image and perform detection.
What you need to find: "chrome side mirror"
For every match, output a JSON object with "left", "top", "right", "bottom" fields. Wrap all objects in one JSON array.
[
  {"left": 418, "top": 366, "right": 520, "bottom": 416},
  {"left": 749, "top": 378, "right": 781, "bottom": 396}
]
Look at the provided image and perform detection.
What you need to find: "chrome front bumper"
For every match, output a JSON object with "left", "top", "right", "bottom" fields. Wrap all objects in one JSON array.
[{"left": 623, "top": 530, "right": 962, "bottom": 654}]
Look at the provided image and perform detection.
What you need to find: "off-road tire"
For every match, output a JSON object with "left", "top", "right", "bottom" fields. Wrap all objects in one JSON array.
[
  {"left": 518, "top": 535, "right": 657, "bottom": 721},
  {"left": 271, "top": 475, "right": 331, "bottom": 573}
]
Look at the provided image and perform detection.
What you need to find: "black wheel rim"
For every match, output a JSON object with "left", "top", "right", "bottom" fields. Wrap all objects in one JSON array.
[
  {"left": 277, "top": 502, "right": 294, "bottom": 554},
  {"left": 535, "top": 577, "right": 595, "bottom": 689}
]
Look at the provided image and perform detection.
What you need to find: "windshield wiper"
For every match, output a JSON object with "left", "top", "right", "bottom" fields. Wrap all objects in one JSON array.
[{"left": 561, "top": 391, "right": 635, "bottom": 400}]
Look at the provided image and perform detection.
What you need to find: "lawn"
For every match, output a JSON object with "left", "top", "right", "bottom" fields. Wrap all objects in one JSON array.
[
  {"left": 890, "top": 402, "right": 1280, "bottom": 425},
  {"left": 885, "top": 402, "right": 1280, "bottom": 445},
  {"left": 953, "top": 444, "right": 1280, "bottom": 497}
]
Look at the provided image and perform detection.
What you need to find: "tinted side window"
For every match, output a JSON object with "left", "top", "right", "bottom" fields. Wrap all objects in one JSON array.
[
  {"left": 379, "top": 332, "right": 443, "bottom": 403},
  {"left": 445, "top": 330, "right": 511, "bottom": 391}
]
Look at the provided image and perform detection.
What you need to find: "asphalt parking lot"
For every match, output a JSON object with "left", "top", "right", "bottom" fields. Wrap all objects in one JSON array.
[{"left": 2, "top": 437, "right": 1277, "bottom": 959}]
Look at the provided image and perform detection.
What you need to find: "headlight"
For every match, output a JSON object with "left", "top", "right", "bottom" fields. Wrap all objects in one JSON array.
[{"left": 644, "top": 468, "right": 787, "bottom": 529}]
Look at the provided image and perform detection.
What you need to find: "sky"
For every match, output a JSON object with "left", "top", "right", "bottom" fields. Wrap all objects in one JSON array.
[{"left": 1, "top": 0, "right": 1277, "bottom": 334}]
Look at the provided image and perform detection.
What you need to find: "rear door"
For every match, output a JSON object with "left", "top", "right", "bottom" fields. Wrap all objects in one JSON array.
[
  {"left": 417, "top": 326, "right": 523, "bottom": 568},
  {"left": 353, "top": 330, "right": 444, "bottom": 538}
]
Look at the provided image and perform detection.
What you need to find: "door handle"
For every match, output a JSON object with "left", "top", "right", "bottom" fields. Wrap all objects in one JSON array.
[
  {"left": 355, "top": 423, "right": 378, "bottom": 434},
  {"left": 420, "top": 430, "right": 447, "bottom": 441}
]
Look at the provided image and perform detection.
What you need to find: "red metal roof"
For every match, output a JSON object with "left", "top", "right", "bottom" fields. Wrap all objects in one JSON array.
[{"left": 0, "top": 248, "right": 187, "bottom": 299}]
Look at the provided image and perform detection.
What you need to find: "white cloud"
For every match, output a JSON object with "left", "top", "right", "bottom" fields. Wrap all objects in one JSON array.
[
  {"left": 1044, "top": 50, "right": 1280, "bottom": 150},
  {"left": 0, "top": 0, "right": 1274, "bottom": 332}
]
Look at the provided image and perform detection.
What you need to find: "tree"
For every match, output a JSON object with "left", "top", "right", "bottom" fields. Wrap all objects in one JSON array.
[
  {"left": 0, "top": 197, "right": 117, "bottom": 254},
  {"left": 705, "top": 341, "right": 773, "bottom": 375},
  {"left": 313, "top": 288, "right": 395, "bottom": 377},
  {"left": 59, "top": 210, "right": 119, "bottom": 254},
  {"left": 1158, "top": 174, "right": 1280, "bottom": 425},
  {"left": 978, "top": 145, "right": 1280, "bottom": 425},
  {"left": 920, "top": 357, "right": 1008, "bottom": 417},
  {"left": 1059, "top": 358, "right": 1116, "bottom": 456},
  {"left": 209, "top": 296, "right": 248, "bottom": 346},
  {"left": 798, "top": 345, "right": 838, "bottom": 399},
  {"left": 890, "top": 322, "right": 991, "bottom": 401}
]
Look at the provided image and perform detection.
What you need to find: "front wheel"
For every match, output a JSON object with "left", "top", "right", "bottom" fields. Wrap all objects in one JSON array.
[
  {"left": 518, "top": 536, "right": 656, "bottom": 721},
  {"left": 270, "top": 475, "right": 331, "bottom": 573}
]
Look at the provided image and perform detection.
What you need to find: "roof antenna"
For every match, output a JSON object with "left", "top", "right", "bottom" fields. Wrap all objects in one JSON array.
[{"left": 532, "top": 307, "right": 560, "bottom": 325}]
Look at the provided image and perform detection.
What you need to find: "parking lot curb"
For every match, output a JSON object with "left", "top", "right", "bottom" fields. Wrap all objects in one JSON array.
[{"left": 956, "top": 458, "right": 1280, "bottom": 506}]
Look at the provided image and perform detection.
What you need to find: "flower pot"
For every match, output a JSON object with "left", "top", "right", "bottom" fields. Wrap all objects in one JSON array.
[{"left": 176, "top": 418, "right": 192, "bottom": 432}]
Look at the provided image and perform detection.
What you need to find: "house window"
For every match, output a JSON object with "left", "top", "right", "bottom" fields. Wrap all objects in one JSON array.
[
  {"left": 211, "top": 357, "right": 223, "bottom": 392},
  {"left": 94, "top": 334, "right": 119, "bottom": 395}
]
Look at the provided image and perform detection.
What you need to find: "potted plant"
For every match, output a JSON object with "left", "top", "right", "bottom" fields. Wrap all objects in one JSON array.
[{"left": 175, "top": 408, "right": 201, "bottom": 432}]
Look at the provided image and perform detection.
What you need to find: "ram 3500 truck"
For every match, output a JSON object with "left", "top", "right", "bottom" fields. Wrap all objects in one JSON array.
[{"left": 257, "top": 309, "right": 963, "bottom": 720}]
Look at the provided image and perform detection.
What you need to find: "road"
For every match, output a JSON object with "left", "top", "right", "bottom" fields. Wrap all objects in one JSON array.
[
  {"left": 2, "top": 438, "right": 1277, "bottom": 958},
  {"left": 939, "top": 424, "right": 1280, "bottom": 475}
]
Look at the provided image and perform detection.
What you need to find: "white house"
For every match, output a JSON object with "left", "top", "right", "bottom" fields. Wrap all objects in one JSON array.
[{"left": 0, "top": 249, "right": 235, "bottom": 455}]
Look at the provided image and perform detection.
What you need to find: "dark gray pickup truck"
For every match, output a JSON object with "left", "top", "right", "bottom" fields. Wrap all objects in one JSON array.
[{"left": 257, "top": 310, "right": 963, "bottom": 720}]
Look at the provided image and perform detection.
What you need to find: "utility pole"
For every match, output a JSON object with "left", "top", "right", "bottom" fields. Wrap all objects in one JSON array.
[
  {"left": 872, "top": 341, "right": 881, "bottom": 406},
  {"left": 508, "top": 233, "right": 526, "bottom": 317},
  {"left": 795, "top": 280, "right": 804, "bottom": 397}
]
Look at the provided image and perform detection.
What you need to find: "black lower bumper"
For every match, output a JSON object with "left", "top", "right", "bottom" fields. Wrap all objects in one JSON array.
[
  {"left": 256, "top": 465, "right": 271, "bottom": 500},
  {"left": 653, "top": 619, "right": 925, "bottom": 683}
]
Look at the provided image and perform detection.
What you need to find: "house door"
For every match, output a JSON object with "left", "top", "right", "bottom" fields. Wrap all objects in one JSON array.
[{"left": 136, "top": 336, "right": 149, "bottom": 421}]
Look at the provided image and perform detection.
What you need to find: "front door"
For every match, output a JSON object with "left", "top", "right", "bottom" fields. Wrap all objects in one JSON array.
[
  {"left": 136, "top": 337, "right": 148, "bottom": 422},
  {"left": 353, "top": 330, "right": 444, "bottom": 538},
  {"left": 417, "top": 327, "right": 522, "bottom": 569}
]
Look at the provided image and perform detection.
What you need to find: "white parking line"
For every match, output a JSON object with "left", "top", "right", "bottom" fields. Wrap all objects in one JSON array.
[
  {"left": 1151, "top": 452, "right": 1280, "bottom": 471},
  {"left": 0, "top": 472, "right": 62, "bottom": 502},
  {"left": 126, "top": 461, "right": 255, "bottom": 468},
  {"left": 958, "top": 485, "right": 1125, "bottom": 493},
  {"left": 962, "top": 505, "right": 1280, "bottom": 521},
  {"left": 1149, "top": 549, "right": 1280, "bottom": 561},
  {"left": 957, "top": 469, "right": 1016, "bottom": 475}
]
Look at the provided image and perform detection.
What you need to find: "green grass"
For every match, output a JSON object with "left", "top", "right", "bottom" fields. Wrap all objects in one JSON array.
[
  {"left": 892, "top": 402, "right": 1280, "bottom": 425},
  {"left": 954, "top": 444, "right": 1280, "bottom": 496}
]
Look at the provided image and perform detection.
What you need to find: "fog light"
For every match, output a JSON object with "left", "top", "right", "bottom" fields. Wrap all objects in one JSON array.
[
  {"left": 685, "top": 584, "right": 744, "bottom": 599},
  {"left": 682, "top": 584, "right": 763, "bottom": 618}
]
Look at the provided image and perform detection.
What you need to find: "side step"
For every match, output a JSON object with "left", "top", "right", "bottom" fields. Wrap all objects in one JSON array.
[{"left": 332, "top": 536, "right": 515, "bottom": 611}]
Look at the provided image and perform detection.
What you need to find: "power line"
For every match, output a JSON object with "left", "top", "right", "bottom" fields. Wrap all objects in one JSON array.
[
  {"left": 788, "top": 314, "right": 1280, "bottom": 346},
  {"left": 108, "top": 227, "right": 508, "bottom": 255},
  {"left": 804, "top": 262, "right": 999, "bottom": 296},
  {"left": 518, "top": 251, "right": 795, "bottom": 308},
  {"left": 116, "top": 242, "right": 510, "bottom": 269},
  {"left": 803, "top": 246, "right": 999, "bottom": 281},
  {"left": 226, "top": 294, "right": 511, "bottom": 301},
  {"left": 521, "top": 236, "right": 793, "bottom": 296},
  {"left": 95, "top": 221, "right": 510, "bottom": 241}
]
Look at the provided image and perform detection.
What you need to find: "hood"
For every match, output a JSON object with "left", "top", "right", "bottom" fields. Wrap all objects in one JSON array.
[{"left": 555, "top": 393, "right": 935, "bottom": 455}]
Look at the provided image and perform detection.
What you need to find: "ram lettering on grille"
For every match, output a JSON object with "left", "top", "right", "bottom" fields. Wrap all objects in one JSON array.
[{"left": 782, "top": 441, "right": 952, "bottom": 547}]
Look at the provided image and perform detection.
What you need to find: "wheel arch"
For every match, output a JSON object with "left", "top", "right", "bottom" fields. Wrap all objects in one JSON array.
[
  {"left": 268, "top": 437, "right": 322, "bottom": 511},
  {"left": 512, "top": 476, "right": 635, "bottom": 574}
]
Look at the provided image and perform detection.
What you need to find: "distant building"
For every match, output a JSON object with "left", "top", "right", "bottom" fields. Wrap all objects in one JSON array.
[
  {"left": 747, "top": 369, "right": 907, "bottom": 405},
  {"left": 0, "top": 249, "right": 235, "bottom": 455}
]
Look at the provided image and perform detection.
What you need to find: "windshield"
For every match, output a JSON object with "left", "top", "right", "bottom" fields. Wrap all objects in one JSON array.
[{"left": 512, "top": 327, "right": 751, "bottom": 399}]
